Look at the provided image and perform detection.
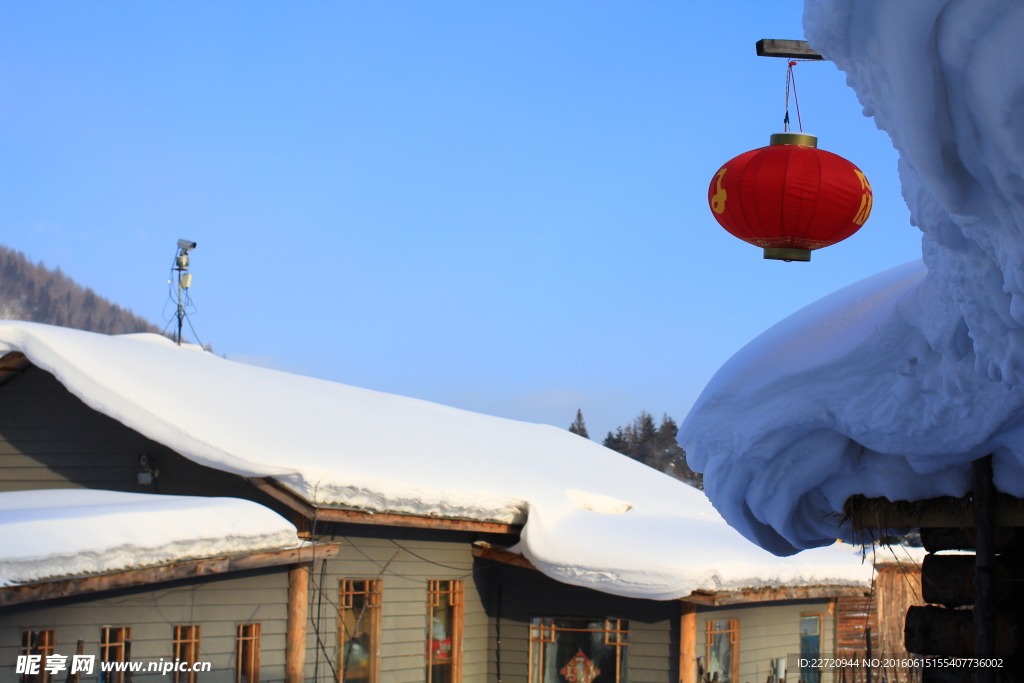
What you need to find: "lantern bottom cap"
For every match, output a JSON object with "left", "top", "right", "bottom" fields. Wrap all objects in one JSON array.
[{"left": 764, "top": 247, "right": 811, "bottom": 262}]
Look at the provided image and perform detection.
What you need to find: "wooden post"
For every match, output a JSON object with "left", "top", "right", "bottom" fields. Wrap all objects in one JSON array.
[
  {"left": 123, "top": 639, "right": 133, "bottom": 683},
  {"left": 974, "top": 455, "right": 995, "bottom": 683},
  {"left": 66, "top": 639, "right": 84, "bottom": 683},
  {"left": 680, "top": 601, "right": 697, "bottom": 683},
  {"left": 287, "top": 562, "right": 311, "bottom": 683}
]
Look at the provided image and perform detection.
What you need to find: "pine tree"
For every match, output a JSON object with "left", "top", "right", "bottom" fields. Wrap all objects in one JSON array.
[
  {"left": 0, "top": 245, "right": 160, "bottom": 335},
  {"left": 568, "top": 409, "right": 590, "bottom": 439},
  {"left": 602, "top": 410, "right": 703, "bottom": 489}
]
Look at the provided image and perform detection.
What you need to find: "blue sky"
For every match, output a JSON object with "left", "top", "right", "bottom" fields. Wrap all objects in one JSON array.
[{"left": 0, "top": 1, "right": 920, "bottom": 439}]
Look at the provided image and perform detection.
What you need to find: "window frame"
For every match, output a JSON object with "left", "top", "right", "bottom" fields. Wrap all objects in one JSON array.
[
  {"left": 338, "top": 579, "right": 382, "bottom": 683},
  {"left": 100, "top": 626, "right": 131, "bottom": 683},
  {"left": 425, "top": 580, "right": 463, "bottom": 683},
  {"left": 20, "top": 630, "right": 56, "bottom": 683},
  {"left": 800, "top": 613, "right": 824, "bottom": 683},
  {"left": 703, "top": 618, "right": 739, "bottom": 683},
  {"left": 173, "top": 625, "right": 201, "bottom": 683},
  {"left": 235, "top": 623, "right": 261, "bottom": 683},
  {"left": 527, "top": 617, "right": 629, "bottom": 683}
]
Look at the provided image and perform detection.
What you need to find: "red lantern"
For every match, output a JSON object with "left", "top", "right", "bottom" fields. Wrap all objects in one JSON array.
[{"left": 707, "top": 133, "right": 873, "bottom": 261}]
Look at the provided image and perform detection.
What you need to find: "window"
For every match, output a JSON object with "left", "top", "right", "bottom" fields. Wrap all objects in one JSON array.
[
  {"left": 704, "top": 619, "right": 739, "bottom": 683},
  {"left": 339, "top": 579, "right": 381, "bottom": 683},
  {"left": 800, "top": 614, "right": 823, "bottom": 683},
  {"left": 20, "top": 630, "right": 56, "bottom": 683},
  {"left": 100, "top": 627, "right": 131, "bottom": 683},
  {"left": 426, "top": 580, "right": 463, "bottom": 683},
  {"left": 173, "top": 625, "right": 201, "bottom": 683},
  {"left": 528, "top": 618, "right": 628, "bottom": 683},
  {"left": 235, "top": 624, "right": 261, "bottom": 683}
]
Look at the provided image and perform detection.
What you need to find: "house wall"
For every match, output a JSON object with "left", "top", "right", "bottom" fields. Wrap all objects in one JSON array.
[
  {"left": 476, "top": 562, "right": 680, "bottom": 683},
  {"left": 310, "top": 523, "right": 493, "bottom": 683},
  {"left": 0, "top": 567, "right": 290, "bottom": 683},
  {"left": 1, "top": 528, "right": 494, "bottom": 683},
  {"left": 0, "top": 365, "right": 283, "bottom": 513},
  {"left": 696, "top": 600, "right": 836, "bottom": 683}
]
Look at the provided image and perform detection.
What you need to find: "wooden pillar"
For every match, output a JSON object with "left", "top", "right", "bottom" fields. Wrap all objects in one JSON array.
[
  {"left": 974, "top": 455, "right": 995, "bottom": 683},
  {"left": 680, "top": 601, "right": 697, "bottom": 683},
  {"left": 287, "top": 562, "right": 311, "bottom": 683}
]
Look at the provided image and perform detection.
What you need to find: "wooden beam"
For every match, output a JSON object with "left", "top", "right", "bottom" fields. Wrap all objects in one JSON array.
[
  {"left": 250, "top": 477, "right": 317, "bottom": 517},
  {"left": 285, "top": 562, "right": 310, "bottom": 683},
  {"left": 845, "top": 493, "right": 1024, "bottom": 530},
  {"left": 471, "top": 542, "right": 538, "bottom": 570},
  {"left": 0, "top": 542, "right": 339, "bottom": 607},
  {"left": 679, "top": 602, "right": 697, "bottom": 683},
  {"left": 756, "top": 39, "right": 824, "bottom": 60},
  {"left": 684, "top": 584, "right": 868, "bottom": 607},
  {"left": 974, "top": 455, "right": 996, "bottom": 681},
  {"left": 250, "top": 477, "right": 522, "bottom": 535},
  {"left": 0, "top": 351, "right": 31, "bottom": 387}
]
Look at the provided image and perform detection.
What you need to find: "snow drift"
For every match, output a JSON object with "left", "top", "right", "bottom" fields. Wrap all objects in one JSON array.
[
  {"left": 681, "top": 0, "right": 1024, "bottom": 555},
  {"left": 0, "top": 321, "right": 879, "bottom": 599},
  {"left": 0, "top": 489, "right": 299, "bottom": 585}
]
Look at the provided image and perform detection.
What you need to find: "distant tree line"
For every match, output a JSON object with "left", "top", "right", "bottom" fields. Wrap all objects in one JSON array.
[
  {"left": 568, "top": 408, "right": 703, "bottom": 489},
  {"left": 0, "top": 245, "right": 161, "bottom": 335}
]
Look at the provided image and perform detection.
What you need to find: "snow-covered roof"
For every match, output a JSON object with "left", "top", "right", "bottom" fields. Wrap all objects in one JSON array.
[
  {"left": 0, "top": 489, "right": 299, "bottom": 586},
  {"left": 0, "top": 321, "right": 881, "bottom": 599},
  {"left": 681, "top": 0, "right": 1024, "bottom": 555}
]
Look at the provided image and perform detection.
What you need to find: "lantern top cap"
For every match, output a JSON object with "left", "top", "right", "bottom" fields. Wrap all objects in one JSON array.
[{"left": 770, "top": 132, "right": 818, "bottom": 148}]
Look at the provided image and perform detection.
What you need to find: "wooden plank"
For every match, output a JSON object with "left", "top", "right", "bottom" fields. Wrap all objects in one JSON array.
[
  {"left": 756, "top": 39, "right": 825, "bottom": 60},
  {"left": 684, "top": 585, "right": 867, "bottom": 606},
  {"left": 680, "top": 602, "right": 697, "bottom": 683},
  {"left": 0, "top": 542, "right": 339, "bottom": 607},
  {"left": 249, "top": 477, "right": 318, "bottom": 516},
  {"left": 250, "top": 476, "right": 521, "bottom": 534},
  {"left": 471, "top": 542, "right": 537, "bottom": 570}
]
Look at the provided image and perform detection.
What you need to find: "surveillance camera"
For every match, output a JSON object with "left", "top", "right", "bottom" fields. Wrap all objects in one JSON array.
[
  {"left": 139, "top": 453, "right": 149, "bottom": 467},
  {"left": 177, "top": 239, "right": 197, "bottom": 252}
]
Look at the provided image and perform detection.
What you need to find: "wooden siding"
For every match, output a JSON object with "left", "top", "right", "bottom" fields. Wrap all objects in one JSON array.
[
  {"left": 1, "top": 529, "right": 494, "bottom": 683},
  {"left": 0, "top": 365, "right": 285, "bottom": 513},
  {"left": 0, "top": 568, "right": 290, "bottom": 683},
  {"left": 836, "top": 594, "right": 878, "bottom": 657},
  {"left": 875, "top": 564, "right": 923, "bottom": 658},
  {"left": 308, "top": 525, "right": 491, "bottom": 683},
  {"left": 695, "top": 600, "right": 836, "bottom": 683}
]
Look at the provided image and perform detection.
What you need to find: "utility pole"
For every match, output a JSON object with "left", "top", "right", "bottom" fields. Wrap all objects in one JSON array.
[{"left": 174, "top": 239, "right": 196, "bottom": 345}]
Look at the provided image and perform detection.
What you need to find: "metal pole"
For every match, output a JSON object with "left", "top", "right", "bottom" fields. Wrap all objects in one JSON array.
[{"left": 175, "top": 268, "right": 184, "bottom": 345}]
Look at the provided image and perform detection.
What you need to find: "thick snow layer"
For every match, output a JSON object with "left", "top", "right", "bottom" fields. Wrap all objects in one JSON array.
[
  {"left": 681, "top": 0, "right": 1024, "bottom": 555},
  {"left": 0, "top": 489, "right": 299, "bottom": 585},
  {"left": 0, "top": 321, "right": 877, "bottom": 599}
]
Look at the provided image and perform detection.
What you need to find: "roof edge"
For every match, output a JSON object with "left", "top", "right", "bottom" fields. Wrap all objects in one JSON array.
[
  {"left": 251, "top": 477, "right": 522, "bottom": 535},
  {"left": 1, "top": 542, "right": 340, "bottom": 607}
]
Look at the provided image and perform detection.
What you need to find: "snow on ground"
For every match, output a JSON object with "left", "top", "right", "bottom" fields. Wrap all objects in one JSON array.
[
  {"left": 681, "top": 0, "right": 1024, "bottom": 556},
  {"left": 0, "top": 489, "right": 299, "bottom": 586},
  {"left": 0, "top": 321, "right": 879, "bottom": 599}
]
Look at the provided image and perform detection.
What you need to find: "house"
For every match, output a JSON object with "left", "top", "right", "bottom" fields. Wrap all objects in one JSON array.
[{"left": 0, "top": 321, "right": 909, "bottom": 683}]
